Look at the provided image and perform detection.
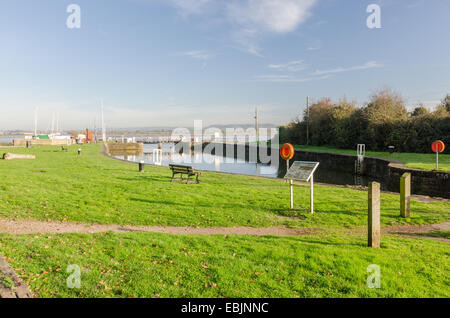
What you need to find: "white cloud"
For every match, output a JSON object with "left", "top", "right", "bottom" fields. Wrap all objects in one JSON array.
[
  {"left": 255, "top": 61, "right": 382, "bottom": 82},
  {"left": 227, "top": 0, "right": 317, "bottom": 34},
  {"left": 169, "top": 0, "right": 215, "bottom": 16},
  {"left": 307, "top": 39, "right": 322, "bottom": 50},
  {"left": 175, "top": 50, "right": 214, "bottom": 60},
  {"left": 165, "top": 0, "right": 318, "bottom": 56},
  {"left": 173, "top": 50, "right": 215, "bottom": 68},
  {"left": 268, "top": 60, "right": 307, "bottom": 72},
  {"left": 312, "top": 61, "right": 383, "bottom": 76},
  {"left": 253, "top": 74, "right": 330, "bottom": 83}
]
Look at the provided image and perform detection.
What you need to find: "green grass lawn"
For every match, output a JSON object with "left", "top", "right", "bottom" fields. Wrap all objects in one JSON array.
[
  {"left": 0, "top": 144, "right": 448, "bottom": 228},
  {"left": 294, "top": 145, "right": 450, "bottom": 172},
  {"left": 0, "top": 144, "right": 448, "bottom": 298},
  {"left": 0, "top": 231, "right": 448, "bottom": 298}
]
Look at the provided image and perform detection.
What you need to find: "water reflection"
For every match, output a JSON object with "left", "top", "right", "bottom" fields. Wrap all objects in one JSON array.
[
  {"left": 114, "top": 144, "right": 279, "bottom": 178},
  {"left": 113, "top": 144, "right": 388, "bottom": 190}
]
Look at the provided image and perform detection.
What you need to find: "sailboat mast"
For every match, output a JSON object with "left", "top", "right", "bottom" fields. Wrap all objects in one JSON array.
[
  {"left": 101, "top": 100, "right": 106, "bottom": 142},
  {"left": 34, "top": 107, "right": 38, "bottom": 138}
]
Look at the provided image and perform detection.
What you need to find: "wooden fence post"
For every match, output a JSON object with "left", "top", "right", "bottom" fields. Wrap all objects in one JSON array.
[
  {"left": 400, "top": 173, "right": 411, "bottom": 218},
  {"left": 368, "top": 182, "right": 381, "bottom": 248}
]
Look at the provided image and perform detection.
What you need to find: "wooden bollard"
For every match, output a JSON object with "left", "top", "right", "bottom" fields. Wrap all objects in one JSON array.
[
  {"left": 400, "top": 173, "right": 411, "bottom": 218},
  {"left": 139, "top": 161, "right": 145, "bottom": 173},
  {"left": 368, "top": 182, "right": 381, "bottom": 248}
]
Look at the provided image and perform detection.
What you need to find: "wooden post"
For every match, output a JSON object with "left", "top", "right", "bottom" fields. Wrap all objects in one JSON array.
[
  {"left": 368, "top": 182, "right": 381, "bottom": 248},
  {"left": 400, "top": 173, "right": 411, "bottom": 218}
]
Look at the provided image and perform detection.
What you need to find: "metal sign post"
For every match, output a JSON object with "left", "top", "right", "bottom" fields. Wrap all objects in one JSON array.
[
  {"left": 290, "top": 179, "right": 294, "bottom": 210},
  {"left": 436, "top": 148, "right": 439, "bottom": 170},
  {"left": 310, "top": 174, "right": 314, "bottom": 214},
  {"left": 284, "top": 161, "right": 320, "bottom": 214}
]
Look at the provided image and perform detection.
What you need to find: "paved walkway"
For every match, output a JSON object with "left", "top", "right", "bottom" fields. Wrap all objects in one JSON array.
[{"left": 0, "top": 255, "right": 33, "bottom": 298}]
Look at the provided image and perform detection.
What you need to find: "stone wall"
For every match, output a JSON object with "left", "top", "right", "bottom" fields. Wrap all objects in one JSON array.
[
  {"left": 0, "top": 255, "right": 33, "bottom": 298},
  {"left": 13, "top": 139, "right": 71, "bottom": 146},
  {"left": 104, "top": 142, "right": 144, "bottom": 155}
]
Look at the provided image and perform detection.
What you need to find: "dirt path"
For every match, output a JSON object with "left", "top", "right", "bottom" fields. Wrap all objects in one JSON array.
[
  {"left": 381, "top": 220, "right": 450, "bottom": 242},
  {"left": 0, "top": 219, "right": 320, "bottom": 236},
  {"left": 0, "top": 219, "right": 449, "bottom": 241}
]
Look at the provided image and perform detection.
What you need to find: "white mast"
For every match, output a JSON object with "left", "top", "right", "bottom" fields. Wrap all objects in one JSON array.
[
  {"left": 101, "top": 100, "right": 106, "bottom": 142},
  {"left": 51, "top": 112, "right": 55, "bottom": 135},
  {"left": 34, "top": 107, "right": 38, "bottom": 138},
  {"left": 56, "top": 110, "right": 60, "bottom": 134}
]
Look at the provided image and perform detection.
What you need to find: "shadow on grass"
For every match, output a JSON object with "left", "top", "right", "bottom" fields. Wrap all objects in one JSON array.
[
  {"left": 270, "top": 208, "right": 308, "bottom": 220},
  {"left": 129, "top": 197, "right": 250, "bottom": 211},
  {"left": 295, "top": 237, "right": 366, "bottom": 248},
  {"left": 116, "top": 175, "right": 171, "bottom": 182}
]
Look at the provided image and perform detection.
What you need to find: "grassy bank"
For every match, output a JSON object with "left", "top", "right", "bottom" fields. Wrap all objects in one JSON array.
[
  {"left": 0, "top": 144, "right": 448, "bottom": 228},
  {"left": 0, "top": 231, "right": 448, "bottom": 298},
  {"left": 294, "top": 145, "right": 450, "bottom": 172},
  {"left": 0, "top": 143, "right": 448, "bottom": 298}
]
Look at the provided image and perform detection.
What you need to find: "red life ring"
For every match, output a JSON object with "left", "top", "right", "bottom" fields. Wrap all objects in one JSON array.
[
  {"left": 431, "top": 140, "right": 445, "bottom": 153},
  {"left": 280, "top": 143, "right": 295, "bottom": 160}
]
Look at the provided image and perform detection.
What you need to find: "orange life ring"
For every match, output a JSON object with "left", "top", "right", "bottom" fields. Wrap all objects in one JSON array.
[
  {"left": 431, "top": 140, "right": 445, "bottom": 153},
  {"left": 280, "top": 143, "right": 295, "bottom": 160}
]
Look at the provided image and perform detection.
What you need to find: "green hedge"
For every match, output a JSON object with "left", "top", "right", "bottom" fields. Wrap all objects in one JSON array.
[{"left": 280, "top": 91, "right": 450, "bottom": 153}]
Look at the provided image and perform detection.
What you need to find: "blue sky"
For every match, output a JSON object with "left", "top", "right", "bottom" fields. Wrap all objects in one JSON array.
[{"left": 0, "top": 0, "right": 449, "bottom": 130}]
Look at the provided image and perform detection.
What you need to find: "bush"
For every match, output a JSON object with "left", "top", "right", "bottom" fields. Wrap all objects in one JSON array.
[{"left": 280, "top": 90, "right": 450, "bottom": 153}]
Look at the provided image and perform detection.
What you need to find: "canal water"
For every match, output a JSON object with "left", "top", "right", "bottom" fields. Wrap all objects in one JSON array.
[
  {"left": 113, "top": 144, "right": 388, "bottom": 190},
  {"left": 0, "top": 137, "right": 13, "bottom": 144}
]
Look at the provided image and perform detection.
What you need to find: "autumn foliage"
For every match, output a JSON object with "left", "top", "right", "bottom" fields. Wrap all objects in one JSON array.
[{"left": 280, "top": 89, "right": 450, "bottom": 153}]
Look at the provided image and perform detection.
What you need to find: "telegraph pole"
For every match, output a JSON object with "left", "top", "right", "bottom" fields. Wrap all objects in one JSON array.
[
  {"left": 306, "top": 96, "right": 310, "bottom": 145},
  {"left": 255, "top": 107, "right": 259, "bottom": 145}
]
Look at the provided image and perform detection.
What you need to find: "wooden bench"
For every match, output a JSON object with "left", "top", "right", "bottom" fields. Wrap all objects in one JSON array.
[{"left": 169, "top": 164, "right": 200, "bottom": 184}]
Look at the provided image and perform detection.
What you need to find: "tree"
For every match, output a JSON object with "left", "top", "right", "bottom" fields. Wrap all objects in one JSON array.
[
  {"left": 329, "top": 98, "right": 357, "bottom": 148},
  {"left": 279, "top": 88, "right": 449, "bottom": 153},
  {"left": 365, "top": 88, "right": 407, "bottom": 124},
  {"left": 441, "top": 94, "right": 450, "bottom": 112},
  {"left": 304, "top": 98, "right": 335, "bottom": 145},
  {"left": 411, "top": 105, "right": 429, "bottom": 117}
]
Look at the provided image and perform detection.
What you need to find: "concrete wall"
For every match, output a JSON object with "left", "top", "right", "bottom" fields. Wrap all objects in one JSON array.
[
  {"left": 104, "top": 142, "right": 143, "bottom": 155},
  {"left": 13, "top": 139, "right": 72, "bottom": 146}
]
